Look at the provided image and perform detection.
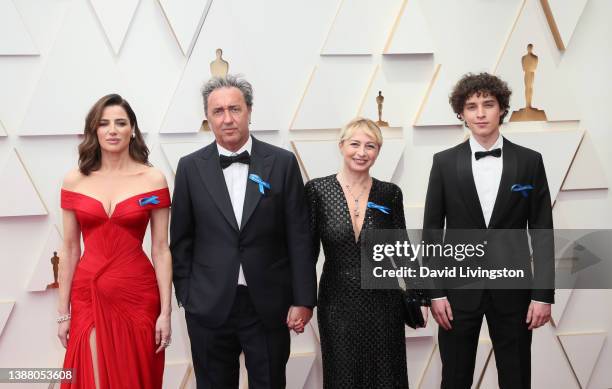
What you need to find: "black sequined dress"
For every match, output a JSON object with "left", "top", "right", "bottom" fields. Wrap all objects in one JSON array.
[{"left": 305, "top": 175, "right": 415, "bottom": 389}]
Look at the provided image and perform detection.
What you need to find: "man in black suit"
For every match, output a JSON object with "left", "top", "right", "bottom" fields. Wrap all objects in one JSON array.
[
  {"left": 423, "top": 73, "right": 554, "bottom": 388},
  {"left": 170, "top": 75, "right": 316, "bottom": 389}
]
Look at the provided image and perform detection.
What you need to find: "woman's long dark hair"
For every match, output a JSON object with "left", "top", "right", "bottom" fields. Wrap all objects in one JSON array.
[{"left": 78, "top": 94, "right": 150, "bottom": 175}]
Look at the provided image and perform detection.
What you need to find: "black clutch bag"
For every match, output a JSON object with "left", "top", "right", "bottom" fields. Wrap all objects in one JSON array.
[
  {"left": 387, "top": 255, "right": 429, "bottom": 329},
  {"left": 401, "top": 289, "right": 427, "bottom": 329}
]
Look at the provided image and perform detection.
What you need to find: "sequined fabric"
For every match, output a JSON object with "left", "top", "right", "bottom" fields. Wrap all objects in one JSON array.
[{"left": 305, "top": 175, "right": 411, "bottom": 389}]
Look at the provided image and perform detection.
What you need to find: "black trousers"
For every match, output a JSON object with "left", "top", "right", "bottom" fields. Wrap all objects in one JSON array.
[
  {"left": 185, "top": 286, "right": 291, "bottom": 389},
  {"left": 438, "top": 291, "right": 532, "bottom": 389}
]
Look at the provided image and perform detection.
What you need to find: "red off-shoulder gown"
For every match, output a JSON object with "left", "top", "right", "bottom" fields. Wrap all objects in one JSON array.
[{"left": 60, "top": 188, "right": 170, "bottom": 389}]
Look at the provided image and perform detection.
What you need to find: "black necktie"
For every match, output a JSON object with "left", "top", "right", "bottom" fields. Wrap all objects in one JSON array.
[
  {"left": 219, "top": 151, "right": 251, "bottom": 169},
  {"left": 474, "top": 148, "right": 502, "bottom": 160}
]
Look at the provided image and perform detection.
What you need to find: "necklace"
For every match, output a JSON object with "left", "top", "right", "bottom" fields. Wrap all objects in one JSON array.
[{"left": 339, "top": 175, "right": 370, "bottom": 217}]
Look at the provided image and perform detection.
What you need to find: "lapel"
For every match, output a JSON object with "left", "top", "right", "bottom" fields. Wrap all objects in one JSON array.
[
  {"left": 488, "top": 137, "right": 518, "bottom": 228},
  {"left": 194, "top": 142, "right": 239, "bottom": 231},
  {"left": 456, "top": 140, "right": 487, "bottom": 229},
  {"left": 240, "top": 136, "right": 275, "bottom": 230}
]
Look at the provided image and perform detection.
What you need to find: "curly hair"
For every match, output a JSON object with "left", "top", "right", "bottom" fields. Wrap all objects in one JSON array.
[
  {"left": 78, "top": 94, "right": 150, "bottom": 175},
  {"left": 449, "top": 72, "right": 512, "bottom": 124}
]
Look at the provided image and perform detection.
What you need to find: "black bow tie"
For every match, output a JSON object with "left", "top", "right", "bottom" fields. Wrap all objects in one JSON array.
[
  {"left": 220, "top": 151, "right": 251, "bottom": 169},
  {"left": 475, "top": 148, "right": 502, "bottom": 160}
]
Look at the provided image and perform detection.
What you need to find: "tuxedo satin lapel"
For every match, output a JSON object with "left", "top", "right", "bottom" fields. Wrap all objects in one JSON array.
[
  {"left": 195, "top": 143, "right": 239, "bottom": 231},
  {"left": 241, "top": 138, "right": 274, "bottom": 230},
  {"left": 456, "top": 141, "right": 487, "bottom": 228},
  {"left": 489, "top": 138, "right": 517, "bottom": 228}
]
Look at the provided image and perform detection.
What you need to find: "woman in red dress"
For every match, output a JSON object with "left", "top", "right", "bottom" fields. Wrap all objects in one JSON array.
[{"left": 57, "top": 94, "right": 172, "bottom": 388}]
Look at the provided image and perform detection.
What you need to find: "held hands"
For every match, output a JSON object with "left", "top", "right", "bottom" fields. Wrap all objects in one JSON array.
[
  {"left": 155, "top": 313, "right": 172, "bottom": 353},
  {"left": 286, "top": 306, "right": 313, "bottom": 334},
  {"left": 526, "top": 301, "right": 551, "bottom": 330},
  {"left": 430, "top": 298, "right": 453, "bottom": 330}
]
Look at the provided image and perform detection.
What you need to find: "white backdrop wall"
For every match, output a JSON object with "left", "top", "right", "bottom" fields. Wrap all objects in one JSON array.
[{"left": 1, "top": 0, "right": 611, "bottom": 388}]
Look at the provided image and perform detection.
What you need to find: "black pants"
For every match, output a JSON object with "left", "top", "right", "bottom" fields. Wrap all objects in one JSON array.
[
  {"left": 185, "top": 286, "right": 291, "bottom": 389},
  {"left": 438, "top": 291, "right": 532, "bottom": 389}
]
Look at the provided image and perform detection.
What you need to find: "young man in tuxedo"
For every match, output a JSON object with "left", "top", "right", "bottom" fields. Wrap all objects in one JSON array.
[
  {"left": 423, "top": 73, "right": 554, "bottom": 388},
  {"left": 170, "top": 75, "right": 317, "bottom": 388}
]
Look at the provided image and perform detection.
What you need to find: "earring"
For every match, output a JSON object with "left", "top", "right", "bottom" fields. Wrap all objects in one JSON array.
[
  {"left": 131, "top": 131, "right": 136, "bottom": 138},
  {"left": 456, "top": 114, "right": 467, "bottom": 127}
]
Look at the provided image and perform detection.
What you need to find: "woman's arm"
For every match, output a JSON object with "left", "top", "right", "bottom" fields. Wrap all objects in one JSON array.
[
  {"left": 150, "top": 206, "right": 173, "bottom": 353},
  {"left": 148, "top": 168, "right": 173, "bottom": 352},
  {"left": 57, "top": 208, "right": 81, "bottom": 347},
  {"left": 151, "top": 206, "right": 172, "bottom": 318}
]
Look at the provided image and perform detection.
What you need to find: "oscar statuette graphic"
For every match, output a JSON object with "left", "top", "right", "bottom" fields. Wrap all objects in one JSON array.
[
  {"left": 375, "top": 91, "right": 389, "bottom": 127},
  {"left": 210, "top": 48, "right": 229, "bottom": 78},
  {"left": 46, "top": 251, "right": 60, "bottom": 289},
  {"left": 510, "top": 43, "right": 548, "bottom": 122},
  {"left": 201, "top": 48, "right": 231, "bottom": 132}
]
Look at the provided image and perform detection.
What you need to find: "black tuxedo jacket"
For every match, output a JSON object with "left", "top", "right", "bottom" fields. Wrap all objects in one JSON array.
[
  {"left": 170, "top": 136, "right": 317, "bottom": 328},
  {"left": 423, "top": 137, "right": 554, "bottom": 312}
]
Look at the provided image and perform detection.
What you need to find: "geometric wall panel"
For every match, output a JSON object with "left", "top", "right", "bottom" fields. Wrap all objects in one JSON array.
[
  {"left": 161, "top": 0, "right": 337, "bottom": 133},
  {"left": 19, "top": 0, "right": 135, "bottom": 135},
  {"left": 359, "top": 56, "right": 434, "bottom": 128},
  {"left": 162, "top": 361, "right": 191, "bottom": 389},
  {"left": 0, "top": 0, "right": 38, "bottom": 55},
  {"left": 286, "top": 353, "right": 316, "bottom": 389},
  {"left": 291, "top": 59, "right": 376, "bottom": 130},
  {"left": 550, "top": 288, "right": 574, "bottom": 328},
  {"left": 0, "top": 149, "right": 47, "bottom": 217},
  {"left": 405, "top": 322, "right": 434, "bottom": 339},
  {"left": 503, "top": 126, "right": 583, "bottom": 204},
  {"left": 0, "top": 301, "right": 15, "bottom": 338},
  {"left": 531, "top": 324, "right": 581, "bottom": 389},
  {"left": 417, "top": 345, "right": 442, "bottom": 389},
  {"left": 321, "top": 0, "right": 402, "bottom": 55},
  {"left": 558, "top": 332, "right": 606, "bottom": 389},
  {"left": 405, "top": 336, "right": 436, "bottom": 389},
  {"left": 495, "top": 0, "right": 580, "bottom": 121},
  {"left": 160, "top": 140, "right": 212, "bottom": 174},
  {"left": 478, "top": 352, "right": 500, "bottom": 388},
  {"left": 473, "top": 339, "right": 493, "bottom": 388},
  {"left": 89, "top": 0, "right": 140, "bottom": 55},
  {"left": 384, "top": 0, "right": 435, "bottom": 55},
  {"left": 290, "top": 323, "right": 318, "bottom": 355},
  {"left": 413, "top": 0, "right": 523, "bottom": 126},
  {"left": 292, "top": 137, "right": 405, "bottom": 181},
  {"left": 158, "top": 0, "right": 213, "bottom": 57},
  {"left": 540, "top": 0, "right": 589, "bottom": 51},
  {"left": 562, "top": 131, "right": 608, "bottom": 191},
  {"left": 26, "top": 225, "right": 63, "bottom": 292}
]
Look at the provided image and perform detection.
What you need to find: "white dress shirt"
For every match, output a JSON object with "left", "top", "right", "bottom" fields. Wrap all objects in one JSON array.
[
  {"left": 470, "top": 134, "right": 503, "bottom": 227},
  {"left": 217, "top": 136, "right": 252, "bottom": 286}
]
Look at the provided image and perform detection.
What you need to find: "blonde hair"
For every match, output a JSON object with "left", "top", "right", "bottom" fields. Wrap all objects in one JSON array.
[{"left": 339, "top": 117, "right": 383, "bottom": 147}]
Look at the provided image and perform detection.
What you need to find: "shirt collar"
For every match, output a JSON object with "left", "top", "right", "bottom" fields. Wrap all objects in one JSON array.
[
  {"left": 217, "top": 135, "right": 252, "bottom": 156},
  {"left": 469, "top": 133, "right": 503, "bottom": 154}
]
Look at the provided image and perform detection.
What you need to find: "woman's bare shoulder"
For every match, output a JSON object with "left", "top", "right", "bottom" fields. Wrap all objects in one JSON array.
[
  {"left": 141, "top": 166, "right": 168, "bottom": 189},
  {"left": 62, "top": 168, "right": 86, "bottom": 191}
]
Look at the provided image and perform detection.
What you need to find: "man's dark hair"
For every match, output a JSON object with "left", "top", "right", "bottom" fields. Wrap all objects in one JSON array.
[{"left": 449, "top": 72, "right": 512, "bottom": 125}]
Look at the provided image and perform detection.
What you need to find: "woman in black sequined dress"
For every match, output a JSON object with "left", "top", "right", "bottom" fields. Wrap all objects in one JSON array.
[{"left": 305, "top": 118, "right": 428, "bottom": 389}]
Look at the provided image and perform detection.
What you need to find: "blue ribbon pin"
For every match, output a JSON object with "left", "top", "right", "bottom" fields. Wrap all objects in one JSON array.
[
  {"left": 511, "top": 184, "right": 534, "bottom": 198},
  {"left": 249, "top": 174, "right": 271, "bottom": 195},
  {"left": 138, "top": 195, "right": 160, "bottom": 206},
  {"left": 367, "top": 202, "right": 391, "bottom": 214}
]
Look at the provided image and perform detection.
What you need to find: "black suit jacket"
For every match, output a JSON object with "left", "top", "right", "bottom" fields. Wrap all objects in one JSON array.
[
  {"left": 423, "top": 137, "right": 554, "bottom": 312},
  {"left": 170, "top": 136, "right": 317, "bottom": 328}
]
